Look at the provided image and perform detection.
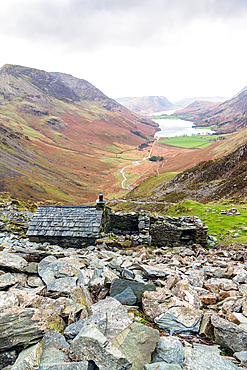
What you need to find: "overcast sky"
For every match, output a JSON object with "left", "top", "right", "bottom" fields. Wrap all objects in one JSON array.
[{"left": 0, "top": 0, "right": 247, "bottom": 102}]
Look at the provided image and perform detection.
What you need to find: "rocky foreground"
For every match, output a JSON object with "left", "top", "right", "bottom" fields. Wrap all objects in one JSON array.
[{"left": 1, "top": 200, "right": 247, "bottom": 369}]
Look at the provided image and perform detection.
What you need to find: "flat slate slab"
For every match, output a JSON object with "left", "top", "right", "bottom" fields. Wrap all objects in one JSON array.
[{"left": 110, "top": 278, "right": 156, "bottom": 304}]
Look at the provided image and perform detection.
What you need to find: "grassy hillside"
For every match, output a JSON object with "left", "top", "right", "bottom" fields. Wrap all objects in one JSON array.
[{"left": 0, "top": 64, "right": 158, "bottom": 204}]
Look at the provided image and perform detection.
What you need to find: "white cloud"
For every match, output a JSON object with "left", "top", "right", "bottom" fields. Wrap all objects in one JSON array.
[{"left": 0, "top": 0, "right": 247, "bottom": 100}]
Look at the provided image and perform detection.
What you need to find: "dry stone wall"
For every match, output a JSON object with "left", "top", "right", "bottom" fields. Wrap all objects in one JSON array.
[
  {"left": 107, "top": 211, "right": 139, "bottom": 234},
  {"left": 150, "top": 216, "right": 208, "bottom": 248},
  {"left": 108, "top": 211, "right": 208, "bottom": 248}
]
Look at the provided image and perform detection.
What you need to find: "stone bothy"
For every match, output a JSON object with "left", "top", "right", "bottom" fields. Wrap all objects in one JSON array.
[
  {"left": 27, "top": 205, "right": 105, "bottom": 248},
  {"left": 27, "top": 197, "right": 208, "bottom": 248}
]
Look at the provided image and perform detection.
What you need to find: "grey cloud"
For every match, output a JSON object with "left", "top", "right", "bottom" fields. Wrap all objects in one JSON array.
[{"left": 1, "top": 0, "right": 247, "bottom": 50}]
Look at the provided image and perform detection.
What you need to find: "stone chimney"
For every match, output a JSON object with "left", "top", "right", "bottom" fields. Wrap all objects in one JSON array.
[{"left": 96, "top": 194, "right": 105, "bottom": 210}]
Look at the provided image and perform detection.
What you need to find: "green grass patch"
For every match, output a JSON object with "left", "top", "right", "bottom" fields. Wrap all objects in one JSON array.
[
  {"left": 106, "top": 190, "right": 128, "bottom": 200},
  {"left": 126, "top": 172, "right": 179, "bottom": 200},
  {"left": 165, "top": 199, "right": 247, "bottom": 245},
  {"left": 115, "top": 171, "right": 124, "bottom": 183},
  {"left": 100, "top": 156, "right": 122, "bottom": 168},
  {"left": 160, "top": 135, "right": 215, "bottom": 149},
  {"left": 124, "top": 172, "right": 141, "bottom": 188},
  {"left": 106, "top": 145, "right": 121, "bottom": 153},
  {"left": 117, "top": 154, "right": 143, "bottom": 161}
]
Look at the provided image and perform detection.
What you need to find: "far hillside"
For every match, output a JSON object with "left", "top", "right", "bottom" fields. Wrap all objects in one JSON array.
[
  {"left": 174, "top": 96, "right": 228, "bottom": 109},
  {"left": 115, "top": 96, "right": 174, "bottom": 115},
  {"left": 172, "top": 100, "right": 220, "bottom": 120},
  {"left": 173, "top": 87, "right": 247, "bottom": 133}
]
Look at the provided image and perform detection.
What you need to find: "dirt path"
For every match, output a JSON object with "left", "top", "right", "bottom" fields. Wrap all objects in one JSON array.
[{"left": 120, "top": 140, "right": 156, "bottom": 190}]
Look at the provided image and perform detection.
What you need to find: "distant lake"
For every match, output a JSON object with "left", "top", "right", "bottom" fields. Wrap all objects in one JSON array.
[{"left": 149, "top": 111, "right": 215, "bottom": 139}]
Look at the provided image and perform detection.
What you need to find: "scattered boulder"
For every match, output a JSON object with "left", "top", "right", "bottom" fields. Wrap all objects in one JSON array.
[
  {"left": 151, "top": 336, "right": 184, "bottom": 367},
  {"left": 211, "top": 315, "right": 247, "bottom": 352},
  {"left": 144, "top": 363, "right": 183, "bottom": 370},
  {"left": 112, "top": 322, "right": 160, "bottom": 370},
  {"left": 38, "top": 330, "right": 71, "bottom": 366},
  {"left": 70, "top": 325, "right": 132, "bottom": 370},
  {"left": 155, "top": 306, "right": 203, "bottom": 335},
  {"left": 0, "top": 251, "right": 28, "bottom": 272},
  {"left": 0, "top": 307, "right": 46, "bottom": 351},
  {"left": 113, "top": 287, "right": 137, "bottom": 305},
  {"left": 183, "top": 343, "right": 241, "bottom": 370},
  {"left": 11, "top": 341, "right": 43, "bottom": 370},
  {"left": 110, "top": 278, "right": 156, "bottom": 304},
  {"left": 65, "top": 297, "right": 133, "bottom": 340}
]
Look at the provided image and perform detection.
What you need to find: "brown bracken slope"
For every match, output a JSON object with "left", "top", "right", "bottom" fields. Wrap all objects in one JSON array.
[{"left": 0, "top": 64, "right": 158, "bottom": 204}]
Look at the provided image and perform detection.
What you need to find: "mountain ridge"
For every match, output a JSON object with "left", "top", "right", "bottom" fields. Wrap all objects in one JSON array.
[{"left": 174, "top": 96, "right": 228, "bottom": 109}]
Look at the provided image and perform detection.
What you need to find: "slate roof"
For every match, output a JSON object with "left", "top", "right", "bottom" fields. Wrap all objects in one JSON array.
[{"left": 26, "top": 205, "right": 104, "bottom": 238}]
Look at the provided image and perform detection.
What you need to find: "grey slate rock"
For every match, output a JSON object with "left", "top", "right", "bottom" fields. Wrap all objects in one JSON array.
[
  {"left": 155, "top": 312, "right": 202, "bottom": 335},
  {"left": 151, "top": 336, "right": 184, "bottom": 367},
  {"left": 38, "top": 256, "right": 58, "bottom": 285},
  {"left": 65, "top": 297, "right": 133, "bottom": 340},
  {"left": 233, "top": 351, "right": 247, "bottom": 361},
  {"left": 70, "top": 325, "right": 132, "bottom": 370},
  {"left": 110, "top": 278, "right": 156, "bottom": 304},
  {"left": 11, "top": 342, "right": 43, "bottom": 370},
  {"left": 211, "top": 315, "right": 247, "bottom": 352},
  {"left": 113, "top": 287, "right": 137, "bottom": 305},
  {"left": 0, "top": 308, "right": 46, "bottom": 351},
  {"left": 64, "top": 319, "right": 86, "bottom": 340},
  {"left": 39, "top": 363, "right": 94, "bottom": 370},
  {"left": 0, "top": 251, "right": 28, "bottom": 272},
  {"left": 0, "top": 273, "right": 21, "bottom": 290},
  {"left": 40, "top": 330, "right": 69, "bottom": 365},
  {"left": 122, "top": 269, "right": 135, "bottom": 280},
  {"left": 144, "top": 363, "right": 182, "bottom": 370},
  {"left": 183, "top": 343, "right": 242, "bottom": 370},
  {"left": 139, "top": 264, "right": 169, "bottom": 279},
  {"left": 25, "top": 262, "right": 39, "bottom": 274},
  {"left": 90, "top": 297, "right": 133, "bottom": 339},
  {"left": 47, "top": 277, "right": 78, "bottom": 295},
  {"left": 111, "top": 322, "right": 160, "bottom": 370}
]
